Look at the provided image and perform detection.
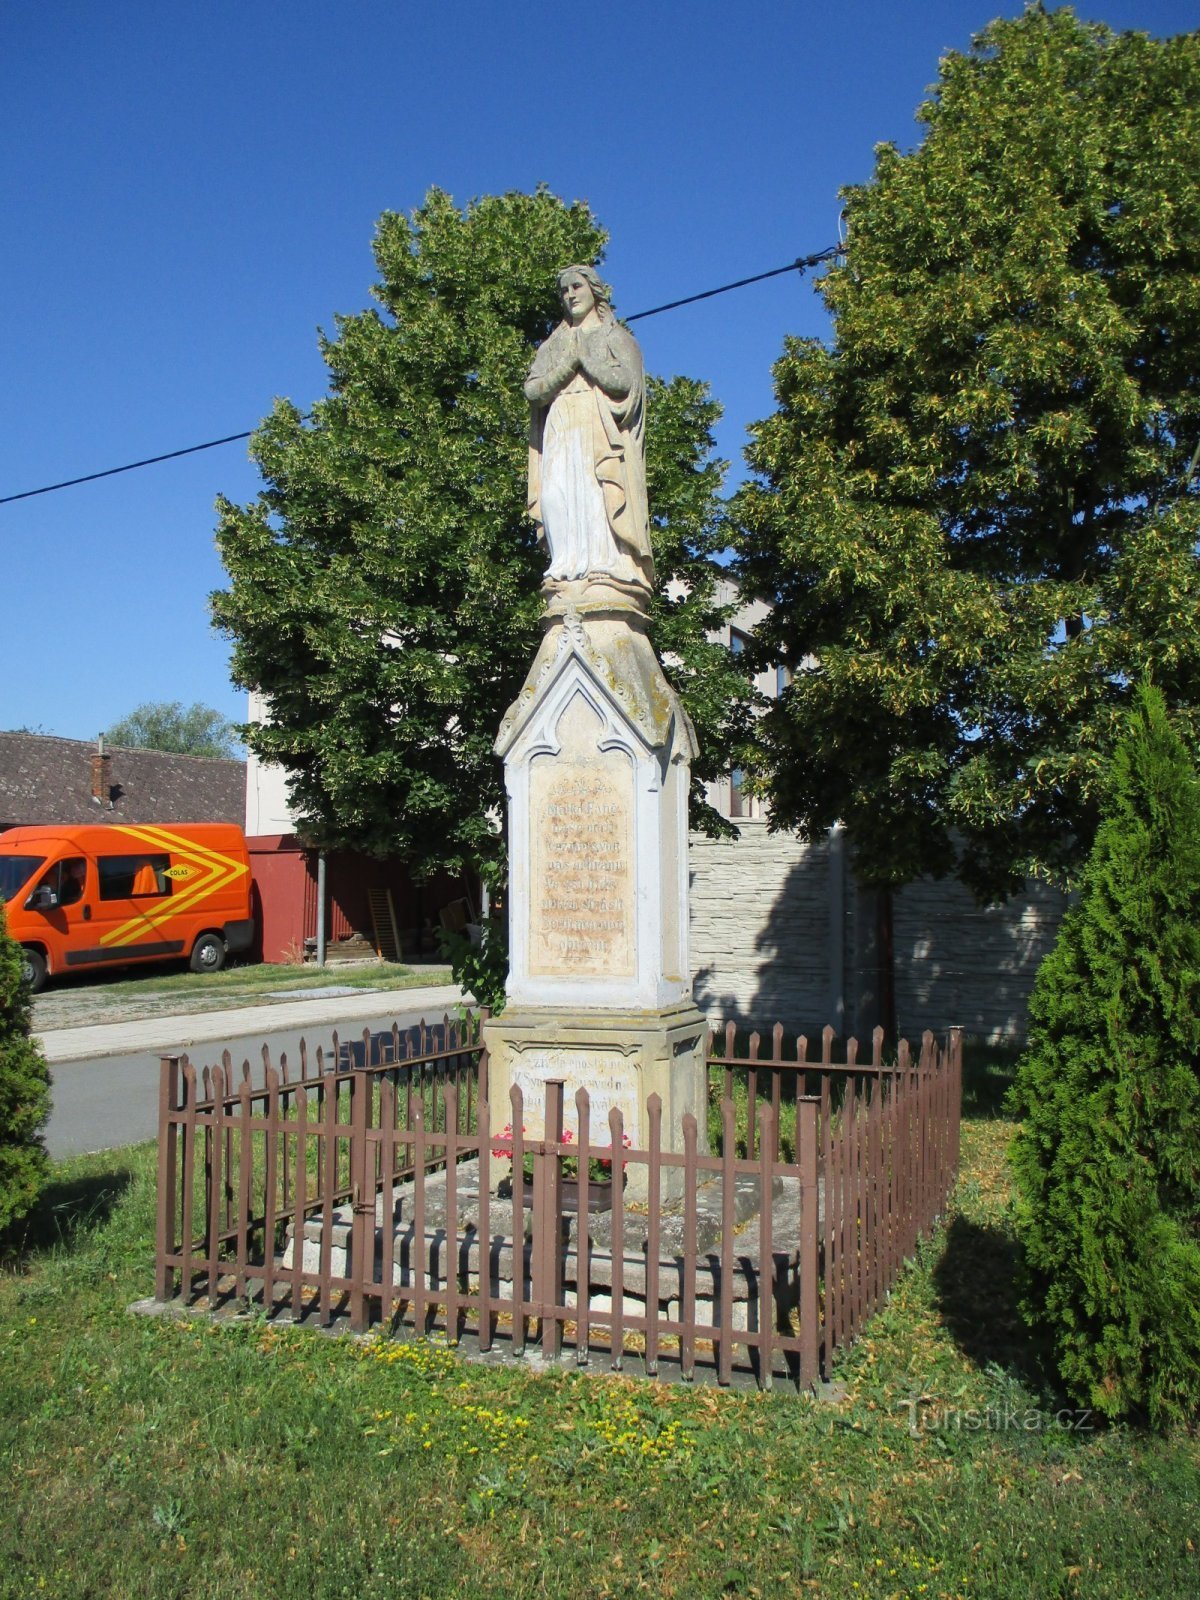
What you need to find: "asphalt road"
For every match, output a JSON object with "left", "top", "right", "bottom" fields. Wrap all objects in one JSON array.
[{"left": 43, "top": 997, "right": 464, "bottom": 1159}]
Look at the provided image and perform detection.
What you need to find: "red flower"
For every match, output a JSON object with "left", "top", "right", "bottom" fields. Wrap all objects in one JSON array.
[{"left": 490, "top": 1122, "right": 524, "bottom": 1160}]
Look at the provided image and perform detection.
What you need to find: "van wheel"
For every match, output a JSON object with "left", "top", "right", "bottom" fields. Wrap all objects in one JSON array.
[
  {"left": 190, "top": 933, "right": 227, "bottom": 975},
  {"left": 21, "top": 948, "right": 48, "bottom": 993}
]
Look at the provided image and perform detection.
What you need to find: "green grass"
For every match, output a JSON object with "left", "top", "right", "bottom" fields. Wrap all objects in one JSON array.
[
  {"left": 86, "top": 958, "right": 451, "bottom": 998},
  {"left": 960, "top": 1037, "right": 1023, "bottom": 1120},
  {"left": 43, "top": 959, "right": 455, "bottom": 1007},
  {"left": 1, "top": 1114, "right": 1197, "bottom": 1598}
]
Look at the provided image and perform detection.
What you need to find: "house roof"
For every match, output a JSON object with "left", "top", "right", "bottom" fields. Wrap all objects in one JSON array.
[{"left": 0, "top": 732, "right": 245, "bottom": 831}]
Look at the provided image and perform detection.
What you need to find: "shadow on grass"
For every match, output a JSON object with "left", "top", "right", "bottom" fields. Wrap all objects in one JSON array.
[
  {"left": 4, "top": 1168, "right": 134, "bottom": 1261},
  {"left": 961, "top": 1042, "right": 1022, "bottom": 1119},
  {"left": 931, "top": 1213, "right": 1051, "bottom": 1387}
]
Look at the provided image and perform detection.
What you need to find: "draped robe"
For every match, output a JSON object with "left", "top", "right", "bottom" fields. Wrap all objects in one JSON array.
[{"left": 524, "top": 316, "right": 653, "bottom": 588}]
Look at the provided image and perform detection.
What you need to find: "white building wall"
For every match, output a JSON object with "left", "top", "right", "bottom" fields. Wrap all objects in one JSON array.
[{"left": 244, "top": 690, "right": 297, "bottom": 837}]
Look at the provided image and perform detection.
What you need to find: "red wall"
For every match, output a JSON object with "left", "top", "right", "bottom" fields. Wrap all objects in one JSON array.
[
  {"left": 247, "top": 836, "right": 309, "bottom": 963},
  {"left": 247, "top": 835, "right": 475, "bottom": 964}
]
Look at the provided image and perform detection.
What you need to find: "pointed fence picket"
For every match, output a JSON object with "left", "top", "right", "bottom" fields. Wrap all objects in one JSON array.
[{"left": 153, "top": 1014, "right": 962, "bottom": 1388}]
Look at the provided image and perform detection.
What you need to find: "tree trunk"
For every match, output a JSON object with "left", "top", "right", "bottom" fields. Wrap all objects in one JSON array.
[{"left": 852, "top": 878, "right": 898, "bottom": 1049}]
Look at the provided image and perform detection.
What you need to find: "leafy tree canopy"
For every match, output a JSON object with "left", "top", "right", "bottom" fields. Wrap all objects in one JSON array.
[
  {"left": 213, "top": 187, "right": 748, "bottom": 881},
  {"left": 104, "top": 701, "right": 241, "bottom": 760},
  {"left": 737, "top": 5, "right": 1200, "bottom": 899},
  {"left": 1008, "top": 685, "right": 1200, "bottom": 1427}
]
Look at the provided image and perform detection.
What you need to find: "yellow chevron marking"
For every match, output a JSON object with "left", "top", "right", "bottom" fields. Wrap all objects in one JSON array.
[{"left": 98, "top": 825, "right": 248, "bottom": 948}]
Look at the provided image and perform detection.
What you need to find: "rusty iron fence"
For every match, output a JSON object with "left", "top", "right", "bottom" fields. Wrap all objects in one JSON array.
[{"left": 154, "top": 1014, "right": 961, "bottom": 1388}]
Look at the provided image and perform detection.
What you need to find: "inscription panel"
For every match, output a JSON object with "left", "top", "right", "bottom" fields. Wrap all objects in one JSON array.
[
  {"left": 528, "top": 746, "right": 635, "bottom": 979},
  {"left": 511, "top": 1048, "right": 641, "bottom": 1144}
]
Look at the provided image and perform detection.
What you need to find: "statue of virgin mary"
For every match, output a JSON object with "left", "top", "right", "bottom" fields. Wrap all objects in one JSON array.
[{"left": 524, "top": 265, "right": 654, "bottom": 591}]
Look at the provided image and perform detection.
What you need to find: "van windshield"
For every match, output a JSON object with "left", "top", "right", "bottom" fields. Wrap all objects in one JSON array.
[{"left": 0, "top": 856, "right": 47, "bottom": 905}]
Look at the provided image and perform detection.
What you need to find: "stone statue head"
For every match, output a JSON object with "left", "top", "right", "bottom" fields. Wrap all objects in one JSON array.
[{"left": 556, "top": 264, "right": 612, "bottom": 323}]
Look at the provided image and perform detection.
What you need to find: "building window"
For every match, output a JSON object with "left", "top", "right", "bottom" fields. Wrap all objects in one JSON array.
[
  {"left": 729, "top": 630, "right": 754, "bottom": 816},
  {"left": 730, "top": 769, "right": 748, "bottom": 819}
]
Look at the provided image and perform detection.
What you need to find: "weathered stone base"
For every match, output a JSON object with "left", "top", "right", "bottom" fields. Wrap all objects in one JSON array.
[
  {"left": 483, "top": 1000, "right": 708, "bottom": 1200},
  {"left": 280, "top": 1158, "right": 805, "bottom": 1343}
]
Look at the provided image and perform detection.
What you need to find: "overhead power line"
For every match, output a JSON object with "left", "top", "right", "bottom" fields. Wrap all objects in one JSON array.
[
  {"left": 625, "top": 245, "right": 841, "bottom": 322},
  {"left": 1, "top": 245, "right": 841, "bottom": 507},
  {"left": 0, "top": 432, "right": 255, "bottom": 505}
]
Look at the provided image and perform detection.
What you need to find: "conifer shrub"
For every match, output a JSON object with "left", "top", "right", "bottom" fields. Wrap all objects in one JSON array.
[
  {"left": 1008, "top": 686, "right": 1200, "bottom": 1428},
  {"left": 0, "top": 900, "right": 51, "bottom": 1237}
]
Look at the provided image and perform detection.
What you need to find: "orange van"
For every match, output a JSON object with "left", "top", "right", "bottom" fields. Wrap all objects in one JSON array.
[{"left": 0, "top": 822, "right": 254, "bottom": 992}]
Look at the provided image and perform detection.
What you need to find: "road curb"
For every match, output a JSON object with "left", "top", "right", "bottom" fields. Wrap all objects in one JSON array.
[{"left": 35, "top": 984, "right": 469, "bottom": 1065}]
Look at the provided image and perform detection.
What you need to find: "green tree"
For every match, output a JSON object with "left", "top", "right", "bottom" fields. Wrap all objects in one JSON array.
[
  {"left": 104, "top": 702, "right": 241, "bottom": 760},
  {"left": 213, "top": 188, "right": 747, "bottom": 888},
  {"left": 0, "top": 901, "right": 51, "bottom": 1238},
  {"left": 1008, "top": 686, "right": 1200, "bottom": 1428},
  {"left": 737, "top": 7, "right": 1200, "bottom": 902}
]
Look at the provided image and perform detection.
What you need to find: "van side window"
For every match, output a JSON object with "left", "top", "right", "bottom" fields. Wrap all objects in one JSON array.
[
  {"left": 40, "top": 858, "right": 87, "bottom": 907},
  {"left": 98, "top": 854, "right": 173, "bottom": 901}
]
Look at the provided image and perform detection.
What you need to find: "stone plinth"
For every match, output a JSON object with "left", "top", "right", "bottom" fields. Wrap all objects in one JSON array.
[{"left": 484, "top": 1000, "right": 708, "bottom": 1197}]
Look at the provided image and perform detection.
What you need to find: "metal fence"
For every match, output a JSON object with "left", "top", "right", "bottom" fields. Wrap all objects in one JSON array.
[{"left": 154, "top": 1013, "right": 961, "bottom": 1387}]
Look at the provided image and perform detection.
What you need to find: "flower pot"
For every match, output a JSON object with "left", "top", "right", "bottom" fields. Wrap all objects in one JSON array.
[{"left": 520, "top": 1177, "right": 614, "bottom": 1214}]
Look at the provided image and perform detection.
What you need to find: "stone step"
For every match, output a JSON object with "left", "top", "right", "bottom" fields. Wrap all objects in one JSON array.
[{"left": 282, "top": 1158, "right": 815, "bottom": 1324}]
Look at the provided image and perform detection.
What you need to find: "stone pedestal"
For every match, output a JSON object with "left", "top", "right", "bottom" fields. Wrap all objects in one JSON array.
[
  {"left": 485, "top": 1000, "right": 707, "bottom": 1143},
  {"left": 484, "top": 576, "right": 708, "bottom": 1187}
]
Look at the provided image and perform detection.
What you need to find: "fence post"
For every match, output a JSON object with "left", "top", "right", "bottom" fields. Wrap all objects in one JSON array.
[
  {"left": 476, "top": 1007, "right": 490, "bottom": 1109},
  {"left": 412, "top": 1090, "right": 429, "bottom": 1338},
  {"left": 378, "top": 1075, "right": 397, "bottom": 1332},
  {"left": 949, "top": 1024, "right": 963, "bottom": 1187},
  {"left": 799, "top": 1097, "right": 819, "bottom": 1388},
  {"left": 290, "top": 1080, "right": 309, "bottom": 1322},
  {"left": 537, "top": 1080, "right": 565, "bottom": 1362},
  {"left": 844, "top": 1076, "right": 858, "bottom": 1344},
  {"left": 510, "top": 1085, "right": 527, "bottom": 1357},
  {"left": 608, "top": 1106, "right": 627, "bottom": 1372},
  {"left": 179, "top": 1060, "right": 198, "bottom": 1302},
  {"left": 444, "top": 1082, "right": 459, "bottom": 1342},
  {"left": 155, "top": 1055, "right": 181, "bottom": 1300},
  {"left": 206, "top": 1064, "right": 226, "bottom": 1305},
  {"left": 869, "top": 1074, "right": 883, "bottom": 1317},
  {"left": 718, "top": 1094, "right": 737, "bottom": 1386},
  {"left": 349, "top": 1066, "right": 371, "bottom": 1334},
  {"left": 757, "top": 1102, "right": 775, "bottom": 1391},
  {"left": 477, "top": 1091, "right": 493, "bottom": 1353},
  {"left": 681, "top": 1113, "right": 698, "bottom": 1383},
  {"left": 575, "top": 1089, "right": 592, "bottom": 1367},
  {"left": 820, "top": 1071, "right": 836, "bottom": 1360},
  {"left": 235, "top": 1074, "right": 253, "bottom": 1303},
  {"left": 260, "top": 1059, "right": 281, "bottom": 1316},
  {"left": 318, "top": 1061, "right": 338, "bottom": 1326},
  {"left": 646, "top": 1094, "right": 663, "bottom": 1379}
]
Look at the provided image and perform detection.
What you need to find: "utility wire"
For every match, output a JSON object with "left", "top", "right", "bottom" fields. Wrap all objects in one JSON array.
[
  {"left": 1, "top": 245, "right": 841, "bottom": 507},
  {"left": 625, "top": 245, "right": 841, "bottom": 322},
  {"left": 0, "top": 432, "right": 255, "bottom": 505}
]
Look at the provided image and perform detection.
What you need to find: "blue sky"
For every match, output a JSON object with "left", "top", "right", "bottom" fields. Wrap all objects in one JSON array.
[{"left": 2, "top": 0, "right": 1194, "bottom": 745}]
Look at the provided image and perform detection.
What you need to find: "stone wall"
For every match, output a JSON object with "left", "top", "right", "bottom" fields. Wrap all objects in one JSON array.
[
  {"left": 689, "top": 822, "right": 839, "bottom": 1035},
  {"left": 688, "top": 822, "right": 1068, "bottom": 1044},
  {"left": 890, "top": 874, "right": 1070, "bottom": 1044}
]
